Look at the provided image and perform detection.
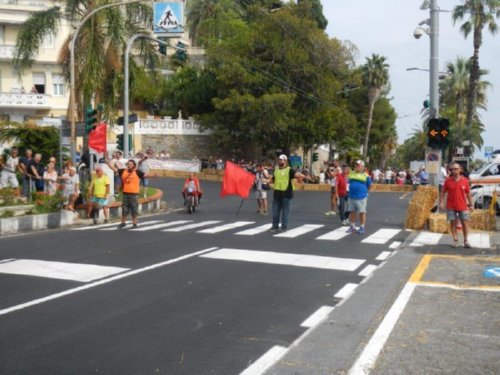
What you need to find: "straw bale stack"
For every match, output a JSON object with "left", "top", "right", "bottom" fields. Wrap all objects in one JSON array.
[
  {"left": 428, "top": 213, "right": 449, "bottom": 233},
  {"left": 405, "top": 186, "right": 438, "bottom": 230},
  {"left": 428, "top": 210, "right": 495, "bottom": 233}
]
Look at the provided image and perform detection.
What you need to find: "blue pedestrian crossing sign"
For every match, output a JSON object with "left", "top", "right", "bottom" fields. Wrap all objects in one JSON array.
[
  {"left": 154, "top": 2, "right": 184, "bottom": 34},
  {"left": 483, "top": 266, "right": 500, "bottom": 278}
]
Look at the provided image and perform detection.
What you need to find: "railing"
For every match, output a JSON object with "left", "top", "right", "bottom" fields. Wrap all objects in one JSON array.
[
  {"left": 0, "top": 0, "right": 50, "bottom": 8},
  {"left": 0, "top": 92, "right": 50, "bottom": 108}
]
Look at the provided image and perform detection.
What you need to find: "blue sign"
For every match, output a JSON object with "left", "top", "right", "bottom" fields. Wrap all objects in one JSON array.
[
  {"left": 483, "top": 266, "right": 500, "bottom": 278},
  {"left": 154, "top": 2, "right": 184, "bottom": 34},
  {"left": 289, "top": 155, "right": 302, "bottom": 167},
  {"left": 485, "top": 146, "right": 494, "bottom": 158}
]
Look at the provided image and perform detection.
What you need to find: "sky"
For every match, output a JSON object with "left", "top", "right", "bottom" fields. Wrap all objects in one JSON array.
[{"left": 321, "top": 0, "right": 500, "bottom": 159}]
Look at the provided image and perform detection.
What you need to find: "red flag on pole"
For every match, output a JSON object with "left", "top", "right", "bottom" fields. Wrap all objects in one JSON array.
[
  {"left": 220, "top": 161, "right": 256, "bottom": 199},
  {"left": 88, "top": 122, "right": 107, "bottom": 153}
]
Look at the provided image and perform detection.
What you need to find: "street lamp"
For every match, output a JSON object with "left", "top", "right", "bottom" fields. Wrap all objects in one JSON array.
[
  {"left": 69, "top": 0, "right": 147, "bottom": 162},
  {"left": 406, "top": 67, "right": 450, "bottom": 80}
]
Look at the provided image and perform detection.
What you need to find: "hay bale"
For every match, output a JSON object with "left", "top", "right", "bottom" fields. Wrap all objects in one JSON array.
[
  {"left": 428, "top": 213, "right": 449, "bottom": 233},
  {"left": 405, "top": 186, "right": 438, "bottom": 230},
  {"left": 469, "top": 210, "right": 496, "bottom": 231}
]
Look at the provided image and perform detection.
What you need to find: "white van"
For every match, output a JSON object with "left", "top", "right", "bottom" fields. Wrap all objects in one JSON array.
[{"left": 469, "top": 155, "right": 500, "bottom": 180}]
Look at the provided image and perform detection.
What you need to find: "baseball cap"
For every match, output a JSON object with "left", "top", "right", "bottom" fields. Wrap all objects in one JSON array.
[
  {"left": 278, "top": 154, "right": 287, "bottom": 161},
  {"left": 356, "top": 160, "right": 365, "bottom": 167}
]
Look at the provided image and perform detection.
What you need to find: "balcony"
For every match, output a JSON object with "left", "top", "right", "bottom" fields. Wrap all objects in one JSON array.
[
  {"left": 0, "top": 92, "right": 51, "bottom": 109},
  {"left": 0, "top": 45, "right": 15, "bottom": 59}
]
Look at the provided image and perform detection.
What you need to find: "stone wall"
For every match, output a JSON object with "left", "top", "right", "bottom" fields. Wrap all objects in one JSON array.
[{"left": 139, "top": 134, "right": 212, "bottom": 159}]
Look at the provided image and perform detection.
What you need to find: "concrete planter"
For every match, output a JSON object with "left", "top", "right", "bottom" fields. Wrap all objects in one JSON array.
[
  {"left": 0, "top": 210, "right": 74, "bottom": 236},
  {"left": 0, "top": 204, "right": 35, "bottom": 217}
]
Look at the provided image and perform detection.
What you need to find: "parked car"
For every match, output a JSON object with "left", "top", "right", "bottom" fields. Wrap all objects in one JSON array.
[
  {"left": 469, "top": 155, "right": 500, "bottom": 180},
  {"left": 470, "top": 183, "right": 499, "bottom": 215}
]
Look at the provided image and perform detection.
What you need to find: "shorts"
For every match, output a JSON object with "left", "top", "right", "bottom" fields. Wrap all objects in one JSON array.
[
  {"left": 447, "top": 209, "right": 470, "bottom": 222},
  {"left": 141, "top": 178, "right": 149, "bottom": 187},
  {"left": 347, "top": 197, "right": 367, "bottom": 213},
  {"left": 91, "top": 196, "right": 108, "bottom": 207},
  {"left": 330, "top": 186, "right": 337, "bottom": 194},
  {"left": 122, "top": 193, "right": 139, "bottom": 217},
  {"left": 255, "top": 190, "right": 267, "bottom": 199}
]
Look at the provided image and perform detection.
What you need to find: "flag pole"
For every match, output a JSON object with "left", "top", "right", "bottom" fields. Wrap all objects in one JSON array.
[{"left": 236, "top": 198, "right": 245, "bottom": 216}]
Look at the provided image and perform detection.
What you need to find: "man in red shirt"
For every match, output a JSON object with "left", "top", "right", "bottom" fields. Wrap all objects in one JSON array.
[
  {"left": 439, "top": 163, "right": 473, "bottom": 248},
  {"left": 337, "top": 165, "right": 349, "bottom": 225}
]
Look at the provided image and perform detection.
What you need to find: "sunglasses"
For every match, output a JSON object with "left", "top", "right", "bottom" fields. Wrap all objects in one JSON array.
[{"left": 450, "top": 168, "right": 459, "bottom": 170}]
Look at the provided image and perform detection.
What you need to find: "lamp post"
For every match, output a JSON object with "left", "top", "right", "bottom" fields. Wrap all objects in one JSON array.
[
  {"left": 69, "top": 0, "right": 147, "bottom": 162},
  {"left": 124, "top": 35, "right": 186, "bottom": 155}
]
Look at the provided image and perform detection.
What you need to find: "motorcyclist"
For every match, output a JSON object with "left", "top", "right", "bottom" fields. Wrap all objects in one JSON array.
[{"left": 182, "top": 173, "right": 202, "bottom": 204}]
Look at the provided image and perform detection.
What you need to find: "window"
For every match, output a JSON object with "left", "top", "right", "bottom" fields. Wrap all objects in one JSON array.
[
  {"left": 32, "top": 73, "right": 46, "bottom": 94},
  {"left": 52, "top": 73, "right": 64, "bottom": 96}
]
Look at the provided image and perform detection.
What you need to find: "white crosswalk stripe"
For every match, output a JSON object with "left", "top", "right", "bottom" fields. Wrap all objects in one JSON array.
[
  {"left": 274, "top": 224, "right": 324, "bottom": 238},
  {"left": 467, "top": 233, "right": 490, "bottom": 249},
  {"left": 316, "top": 227, "right": 351, "bottom": 241},
  {"left": 409, "top": 231, "right": 442, "bottom": 247},
  {"left": 197, "top": 221, "right": 255, "bottom": 234},
  {"left": 361, "top": 229, "right": 401, "bottom": 244},
  {"left": 71, "top": 222, "right": 122, "bottom": 231},
  {"left": 130, "top": 220, "right": 193, "bottom": 231},
  {"left": 235, "top": 224, "right": 272, "bottom": 235},
  {"left": 162, "top": 220, "right": 221, "bottom": 232},
  {"left": 100, "top": 220, "right": 162, "bottom": 231}
]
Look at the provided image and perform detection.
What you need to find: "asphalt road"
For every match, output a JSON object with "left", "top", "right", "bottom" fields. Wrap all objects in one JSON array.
[{"left": 0, "top": 178, "right": 411, "bottom": 374}]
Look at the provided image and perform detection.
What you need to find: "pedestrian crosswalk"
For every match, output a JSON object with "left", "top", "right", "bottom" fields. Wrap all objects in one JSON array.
[{"left": 70, "top": 219, "right": 494, "bottom": 249}]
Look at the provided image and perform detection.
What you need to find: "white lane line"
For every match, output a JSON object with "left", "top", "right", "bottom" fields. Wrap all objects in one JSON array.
[
  {"left": 100, "top": 220, "right": 162, "bottom": 231},
  {"left": 130, "top": 220, "right": 193, "bottom": 231},
  {"left": 240, "top": 345, "right": 288, "bottom": 375},
  {"left": 334, "top": 283, "right": 359, "bottom": 299},
  {"left": 300, "top": 306, "right": 335, "bottom": 328},
  {"left": 389, "top": 241, "right": 401, "bottom": 249},
  {"left": 358, "top": 264, "right": 378, "bottom": 277},
  {"left": 274, "top": 224, "right": 324, "bottom": 238},
  {"left": 316, "top": 227, "right": 351, "bottom": 241},
  {"left": 200, "top": 249, "right": 365, "bottom": 271},
  {"left": 375, "top": 251, "right": 392, "bottom": 261},
  {"left": 235, "top": 224, "right": 272, "bottom": 236},
  {"left": 467, "top": 233, "right": 490, "bottom": 249},
  {"left": 71, "top": 222, "right": 122, "bottom": 231},
  {"left": 197, "top": 221, "right": 255, "bottom": 234},
  {"left": 409, "top": 231, "right": 442, "bottom": 247},
  {"left": 361, "top": 229, "right": 401, "bottom": 244},
  {"left": 162, "top": 220, "right": 221, "bottom": 232},
  {"left": 348, "top": 283, "right": 416, "bottom": 375},
  {"left": 0, "top": 258, "right": 16, "bottom": 264},
  {"left": 0, "top": 259, "right": 128, "bottom": 282},
  {"left": 0, "top": 247, "right": 218, "bottom": 317}
]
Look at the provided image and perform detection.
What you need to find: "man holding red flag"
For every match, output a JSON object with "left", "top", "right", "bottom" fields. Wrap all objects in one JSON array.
[{"left": 269, "top": 154, "right": 305, "bottom": 232}]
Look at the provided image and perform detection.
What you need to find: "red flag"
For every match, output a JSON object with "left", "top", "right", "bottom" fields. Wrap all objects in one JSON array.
[
  {"left": 88, "top": 122, "right": 107, "bottom": 153},
  {"left": 220, "top": 161, "right": 256, "bottom": 199}
]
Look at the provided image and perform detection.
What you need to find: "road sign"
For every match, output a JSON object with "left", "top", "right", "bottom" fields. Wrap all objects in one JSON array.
[
  {"left": 485, "top": 146, "right": 494, "bottom": 158},
  {"left": 61, "top": 120, "right": 86, "bottom": 137},
  {"left": 154, "top": 2, "right": 184, "bottom": 34},
  {"left": 117, "top": 113, "right": 138, "bottom": 126},
  {"left": 483, "top": 266, "right": 500, "bottom": 278},
  {"left": 289, "top": 155, "right": 302, "bottom": 167}
]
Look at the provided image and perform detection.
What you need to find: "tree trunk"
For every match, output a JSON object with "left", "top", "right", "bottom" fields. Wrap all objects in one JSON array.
[
  {"left": 465, "top": 24, "right": 482, "bottom": 133},
  {"left": 363, "top": 99, "right": 375, "bottom": 159}
]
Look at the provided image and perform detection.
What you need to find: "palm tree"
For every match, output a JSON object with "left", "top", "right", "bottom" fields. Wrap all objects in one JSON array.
[
  {"left": 361, "top": 54, "right": 389, "bottom": 158},
  {"left": 452, "top": 0, "right": 500, "bottom": 130},
  {"left": 13, "top": 1, "right": 158, "bottom": 121}
]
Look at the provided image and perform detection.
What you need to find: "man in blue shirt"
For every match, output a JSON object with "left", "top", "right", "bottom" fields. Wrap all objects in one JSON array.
[{"left": 347, "top": 160, "right": 372, "bottom": 234}]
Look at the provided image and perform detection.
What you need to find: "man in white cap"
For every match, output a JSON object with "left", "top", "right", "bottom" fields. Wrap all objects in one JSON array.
[
  {"left": 347, "top": 160, "right": 372, "bottom": 234},
  {"left": 269, "top": 154, "right": 305, "bottom": 232}
]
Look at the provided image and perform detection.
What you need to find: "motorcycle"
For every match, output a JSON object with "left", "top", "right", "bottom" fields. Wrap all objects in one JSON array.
[{"left": 185, "top": 182, "right": 199, "bottom": 214}]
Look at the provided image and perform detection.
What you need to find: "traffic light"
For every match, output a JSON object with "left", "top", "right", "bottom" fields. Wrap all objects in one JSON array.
[
  {"left": 85, "top": 106, "right": 98, "bottom": 134},
  {"left": 174, "top": 41, "right": 186, "bottom": 61},
  {"left": 117, "top": 134, "right": 124, "bottom": 151},
  {"left": 423, "top": 99, "right": 430, "bottom": 109},
  {"left": 312, "top": 152, "right": 319, "bottom": 162},
  {"left": 426, "top": 118, "right": 450, "bottom": 149}
]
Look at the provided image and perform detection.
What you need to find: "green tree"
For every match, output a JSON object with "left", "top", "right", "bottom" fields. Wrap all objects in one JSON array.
[
  {"left": 452, "top": 0, "right": 500, "bottom": 130},
  {"left": 13, "top": 1, "right": 158, "bottom": 122},
  {"left": 361, "top": 54, "right": 390, "bottom": 158},
  {"left": 0, "top": 122, "right": 60, "bottom": 163},
  {"left": 297, "top": 0, "right": 328, "bottom": 30}
]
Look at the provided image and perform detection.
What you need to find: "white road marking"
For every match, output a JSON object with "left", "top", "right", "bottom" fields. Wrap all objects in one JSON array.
[
  {"left": 358, "top": 264, "right": 378, "bottom": 277},
  {"left": 409, "top": 231, "right": 442, "bottom": 247},
  {"left": 235, "top": 224, "right": 272, "bottom": 235},
  {"left": 300, "top": 306, "right": 335, "bottom": 328},
  {"left": 389, "top": 241, "right": 401, "bottom": 249},
  {"left": 240, "top": 345, "right": 288, "bottom": 375},
  {"left": 467, "top": 233, "right": 490, "bottom": 249},
  {"left": 129, "top": 220, "right": 193, "bottom": 231},
  {"left": 316, "top": 227, "right": 351, "bottom": 241},
  {"left": 334, "top": 283, "right": 359, "bottom": 299},
  {"left": 71, "top": 222, "right": 122, "bottom": 231},
  {"left": 197, "top": 221, "right": 255, "bottom": 234},
  {"left": 0, "top": 259, "right": 128, "bottom": 282},
  {"left": 100, "top": 220, "right": 162, "bottom": 231},
  {"left": 0, "top": 258, "right": 16, "bottom": 264},
  {"left": 375, "top": 251, "right": 392, "bottom": 261},
  {"left": 0, "top": 247, "right": 218, "bottom": 316},
  {"left": 361, "top": 229, "right": 401, "bottom": 244},
  {"left": 348, "top": 283, "right": 416, "bottom": 375},
  {"left": 162, "top": 220, "right": 221, "bottom": 232},
  {"left": 274, "top": 224, "right": 324, "bottom": 238},
  {"left": 200, "top": 249, "right": 365, "bottom": 271}
]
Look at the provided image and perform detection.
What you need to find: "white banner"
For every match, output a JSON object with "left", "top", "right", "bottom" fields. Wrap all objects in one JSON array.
[
  {"left": 148, "top": 158, "right": 201, "bottom": 173},
  {"left": 134, "top": 119, "right": 209, "bottom": 135}
]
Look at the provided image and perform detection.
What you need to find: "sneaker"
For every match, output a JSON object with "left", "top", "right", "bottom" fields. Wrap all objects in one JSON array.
[
  {"left": 356, "top": 227, "right": 365, "bottom": 234},
  {"left": 341, "top": 220, "right": 349, "bottom": 226},
  {"left": 280, "top": 227, "right": 287, "bottom": 232},
  {"left": 324, "top": 211, "right": 332, "bottom": 216},
  {"left": 117, "top": 222, "right": 126, "bottom": 229},
  {"left": 330, "top": 211, "right": 337, "bottom": 215},
  {"left": 132, "top": 223, "right": 138, "bottom": 229},
  {"left": 268, "top": 227, "right": 279, "bottom": 233},
  {"left": 93, "top": 218, "right": 98, "bottom": 225},
  {"left": 346, "top": 226, "right": 356, "bottom": 234},
  {"left": 104, "top": 219, "right": 109, "bottom": 224}
]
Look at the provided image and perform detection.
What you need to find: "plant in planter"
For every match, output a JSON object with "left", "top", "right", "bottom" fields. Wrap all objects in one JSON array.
[{"left": 32, "top": 191, "right": 64, "bottom": 214}]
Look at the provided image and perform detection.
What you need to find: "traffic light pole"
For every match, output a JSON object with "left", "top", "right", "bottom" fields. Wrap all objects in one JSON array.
[{"left": 124, "top": 35, "right": 185, "bottom": 155}]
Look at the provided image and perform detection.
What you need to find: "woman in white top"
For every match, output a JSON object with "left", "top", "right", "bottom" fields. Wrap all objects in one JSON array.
[{"left": 43, "top": 163, "right": 59, "bottom": 196}]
